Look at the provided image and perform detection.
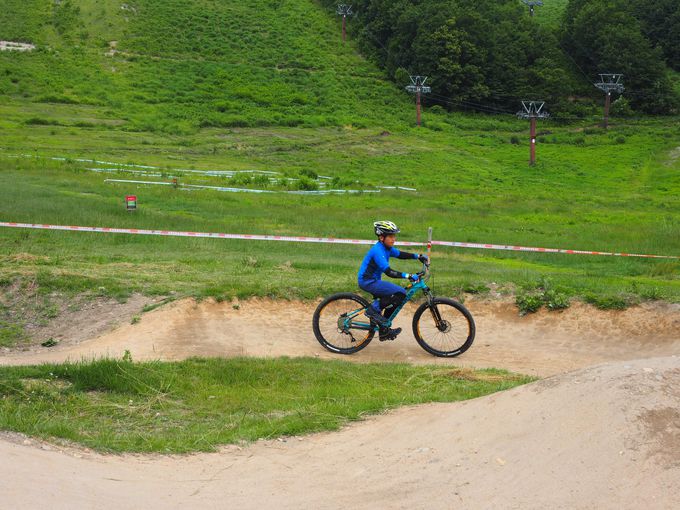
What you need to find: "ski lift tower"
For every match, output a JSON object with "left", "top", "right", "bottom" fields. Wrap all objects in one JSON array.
[
  {"left": 517, "top": 101, "right": 549, "bottom": 166},
  {"left": 405, "top": 76, "right": 431, "bottom": 127},
  {"left": 594, "top": 74, "right": 624, "bottom": 129},
  {"left": 522, "top": 0, "right": 543, "bottom": 17},
  {"left": 337, "top": 4, "right": 353, "bottom": 43}
]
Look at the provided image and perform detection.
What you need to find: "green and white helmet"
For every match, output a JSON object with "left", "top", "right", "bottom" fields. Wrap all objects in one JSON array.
[{"left": 374, "top": 220, "right": 400, "bottom": 236}]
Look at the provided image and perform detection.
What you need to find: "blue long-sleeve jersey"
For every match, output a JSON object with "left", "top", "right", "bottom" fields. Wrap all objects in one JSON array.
[{"left": 358, "top": 242, "right": 417, "bottom": 285}]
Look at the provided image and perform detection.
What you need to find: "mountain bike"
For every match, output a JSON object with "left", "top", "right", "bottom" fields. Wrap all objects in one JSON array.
[{"left": 312, "top": 263, "right": 475, "bottom": 357}]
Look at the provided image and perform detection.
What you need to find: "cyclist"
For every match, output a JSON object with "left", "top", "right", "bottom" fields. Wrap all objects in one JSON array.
[{"left": 358, "top": 221, "right": 429, "bottom": 341}]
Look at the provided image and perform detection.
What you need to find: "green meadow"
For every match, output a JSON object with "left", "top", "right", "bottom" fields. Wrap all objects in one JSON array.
[{"left": 1, "top": 0, "right": 679, "bottom": 348}]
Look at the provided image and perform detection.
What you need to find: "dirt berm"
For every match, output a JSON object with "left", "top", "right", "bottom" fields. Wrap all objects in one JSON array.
[
  {"left": 2, "top": 297, "right": 679, "bottom": 376},
  {"left": 2, "top": 355, "right": 679, "bottom": 509}
]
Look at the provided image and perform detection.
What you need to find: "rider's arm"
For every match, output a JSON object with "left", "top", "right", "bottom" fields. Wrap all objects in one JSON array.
[
  {"left": 376, "top": 250, "right": 410, "bottom": 279},
  {"left": 384, "top": 267, "right": 409, "bottom": 279},
  {"left": 396, "top": 250, "right": 418, "bottom": 260},
  {"left": 390, "top": 247, "right": 423, "bottom": 261}
]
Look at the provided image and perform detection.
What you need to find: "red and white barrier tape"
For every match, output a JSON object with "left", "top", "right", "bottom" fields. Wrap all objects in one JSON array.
[
  {"left": 0, "top": 221, "right": 423, "bottom": 247},
  {"left": 430, "top": 240, "right": 679, "bottom": 259},
  {"left": 1, "top": 222, "right": 678, "bottom": 260}
]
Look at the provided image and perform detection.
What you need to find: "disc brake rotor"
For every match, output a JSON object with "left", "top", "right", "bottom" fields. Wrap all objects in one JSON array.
[{"left": 437, "top": 319, "right": 451, "bottom": 333}]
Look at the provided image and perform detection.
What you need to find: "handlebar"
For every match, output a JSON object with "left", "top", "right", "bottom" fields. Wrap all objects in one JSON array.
[{"left": 407, "top": 262, "right": 430, "bottom": 288}]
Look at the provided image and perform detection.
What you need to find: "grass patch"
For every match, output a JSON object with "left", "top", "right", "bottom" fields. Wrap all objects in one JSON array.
[
  {"left": 515, "top": 277, "right": 571, "bottom": 315},
  {"left": 583, "top": 292, "right": 639, "bottom": 310},
  {"left": 0, "top": 320, "right": 27, "bottom": 348},
  {"left": 0, "top": 357, "right": 533, "bottom": 453}
]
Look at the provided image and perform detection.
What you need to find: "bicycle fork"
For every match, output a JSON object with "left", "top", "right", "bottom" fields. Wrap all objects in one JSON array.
[{"left": 425, "top": 290, "right": 445, "bottom": 330}]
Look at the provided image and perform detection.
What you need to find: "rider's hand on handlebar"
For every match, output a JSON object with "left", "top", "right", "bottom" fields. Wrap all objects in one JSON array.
[
  {"left": 407, "top": 273, "right": 420, "bottom": 282},
  {"left": 418, "top": 254, "right": 430, "bottom": 266}
]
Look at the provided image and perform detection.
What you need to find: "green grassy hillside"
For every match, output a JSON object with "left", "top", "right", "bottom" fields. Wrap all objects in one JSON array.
[
  {"left": 0, "top": 1, "right": 679, "bottom": 348},
  {"left": 0, "top": 0, "right": 410, "bottom": 131}
]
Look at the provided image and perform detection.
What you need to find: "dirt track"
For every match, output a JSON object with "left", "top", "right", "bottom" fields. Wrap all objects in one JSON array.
[
  {"left": 1, "top": 298, "right": 679, "bottom": 509},
  {"left": 2, "top": 297, "right": 679, "bottom": 376},
  {"left": 3, "top": 356, "right": 679, "bottom": 509}
]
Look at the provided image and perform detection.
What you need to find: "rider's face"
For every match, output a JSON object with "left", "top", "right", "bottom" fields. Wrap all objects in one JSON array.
[{"left": 381, "top": 234, "right": 396, "bottom": 248}]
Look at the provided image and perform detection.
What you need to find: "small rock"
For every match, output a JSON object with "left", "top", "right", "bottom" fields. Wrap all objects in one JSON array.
[
  {"left": 643, "top": 368, "right": 654, "bottom": 373},
  {"left": 496, "top": 457, "right": 506, "bottom": 466}
]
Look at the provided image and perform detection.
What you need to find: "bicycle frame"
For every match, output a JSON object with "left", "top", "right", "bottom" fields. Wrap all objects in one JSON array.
[{"left": 344, "top": 264, "right": 433, "bottom": 332}]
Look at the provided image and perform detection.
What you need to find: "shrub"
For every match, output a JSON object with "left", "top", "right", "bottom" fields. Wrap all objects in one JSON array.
[
  {"left": 25, "top": 117, "right": 59, "bottom": 126},
  {"left": 544, "top": 289, "right": 570, "bottom": 311},
  {"left": 515, "top": 293, "right": 543, "bottom": 316},
  {"left": 299, "top": 168, "right": 318, "bottom": 180},
  {"left": 297, "top": 178, "right": 318, "bottom": 191}
]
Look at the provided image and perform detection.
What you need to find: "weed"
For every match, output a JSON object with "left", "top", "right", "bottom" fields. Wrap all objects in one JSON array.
[
  {"left": 583, "top": 292, "right": 638, "bottom": 310},
  {"left": 515, "top": 277, "right": 571, "bottom": 315},
  {"left": 515, "top": 293, "right": 544, "bottom": 315},
  {"left": 141, "top": 297, "right": 176, "bottom": 314},
  {"left": 462, "top": 282, "right": 490, "bottom": 295}
]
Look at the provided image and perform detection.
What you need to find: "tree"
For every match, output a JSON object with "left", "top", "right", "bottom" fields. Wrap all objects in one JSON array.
[{"left": 562, "top": 0, "right": 677, "bottom": 113}]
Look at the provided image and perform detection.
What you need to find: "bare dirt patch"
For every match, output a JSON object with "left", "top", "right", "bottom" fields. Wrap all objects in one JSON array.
[{"left": 0, "top": 285, "right": 158, "bottom": 353}]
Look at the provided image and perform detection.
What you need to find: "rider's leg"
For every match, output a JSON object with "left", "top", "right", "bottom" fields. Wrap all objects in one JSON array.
[
  {"left": 360, "top": 281, "right": 405, "bottom": 312},
  {"left": 379, "top": 291, "right": 407, "bottom": 319},
  {"left": 359, "top": 281, "right": 405, "bottom": 339}
]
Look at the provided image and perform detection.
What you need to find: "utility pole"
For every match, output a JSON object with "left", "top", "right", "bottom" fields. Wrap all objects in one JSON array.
[
  {"left": 405, "top": 76, "right": 431, "bottom": 127},
  {"left": 522, "top": 0, "right": 543, "bottom": 17},
  {"left": 594, "top": 74, "right": 624, "bottom": 129},
  {"left": 517, "top": 101, "right": 549, "bottom": 166},
  {"left": 337, "top": 4, "right": 353, "bottom": 43}
]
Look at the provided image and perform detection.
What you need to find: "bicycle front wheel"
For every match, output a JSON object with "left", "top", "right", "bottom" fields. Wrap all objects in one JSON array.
[
  {"left": 412, "top": 298, "right": 475, "bottom": 357},
  {"left": 312, "top": 293, "right": 375, "bottom": 354}
]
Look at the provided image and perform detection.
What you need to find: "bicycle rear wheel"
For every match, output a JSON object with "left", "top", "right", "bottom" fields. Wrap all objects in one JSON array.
[
  {"left": 313, "top": 293, "right": 375, "bottom": 354},
  {"left": 412, "top": 298, "right": 475, "bottom": 357}
]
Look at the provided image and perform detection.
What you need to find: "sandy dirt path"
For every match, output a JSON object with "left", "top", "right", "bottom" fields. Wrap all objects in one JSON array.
[
  {"left": 2, "top": 298, "right": 679, "bottom": 509},
  {"left": 2, "top": 356, "right": 679, "bottom": 509},
  {"left": 2, "top": 297, "right": 679, "bottom": 377}
]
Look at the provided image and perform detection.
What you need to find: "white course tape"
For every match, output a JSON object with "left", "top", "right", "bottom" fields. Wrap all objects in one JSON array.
[
  {"left": 1, "top": 222, "right": 678, "bottom": 259},
  {"left": 431, "top": 240, "right": 679, "bottom": 260},
  {"left": 0, "top": 222, "right": 424, "bottom": 246}
]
